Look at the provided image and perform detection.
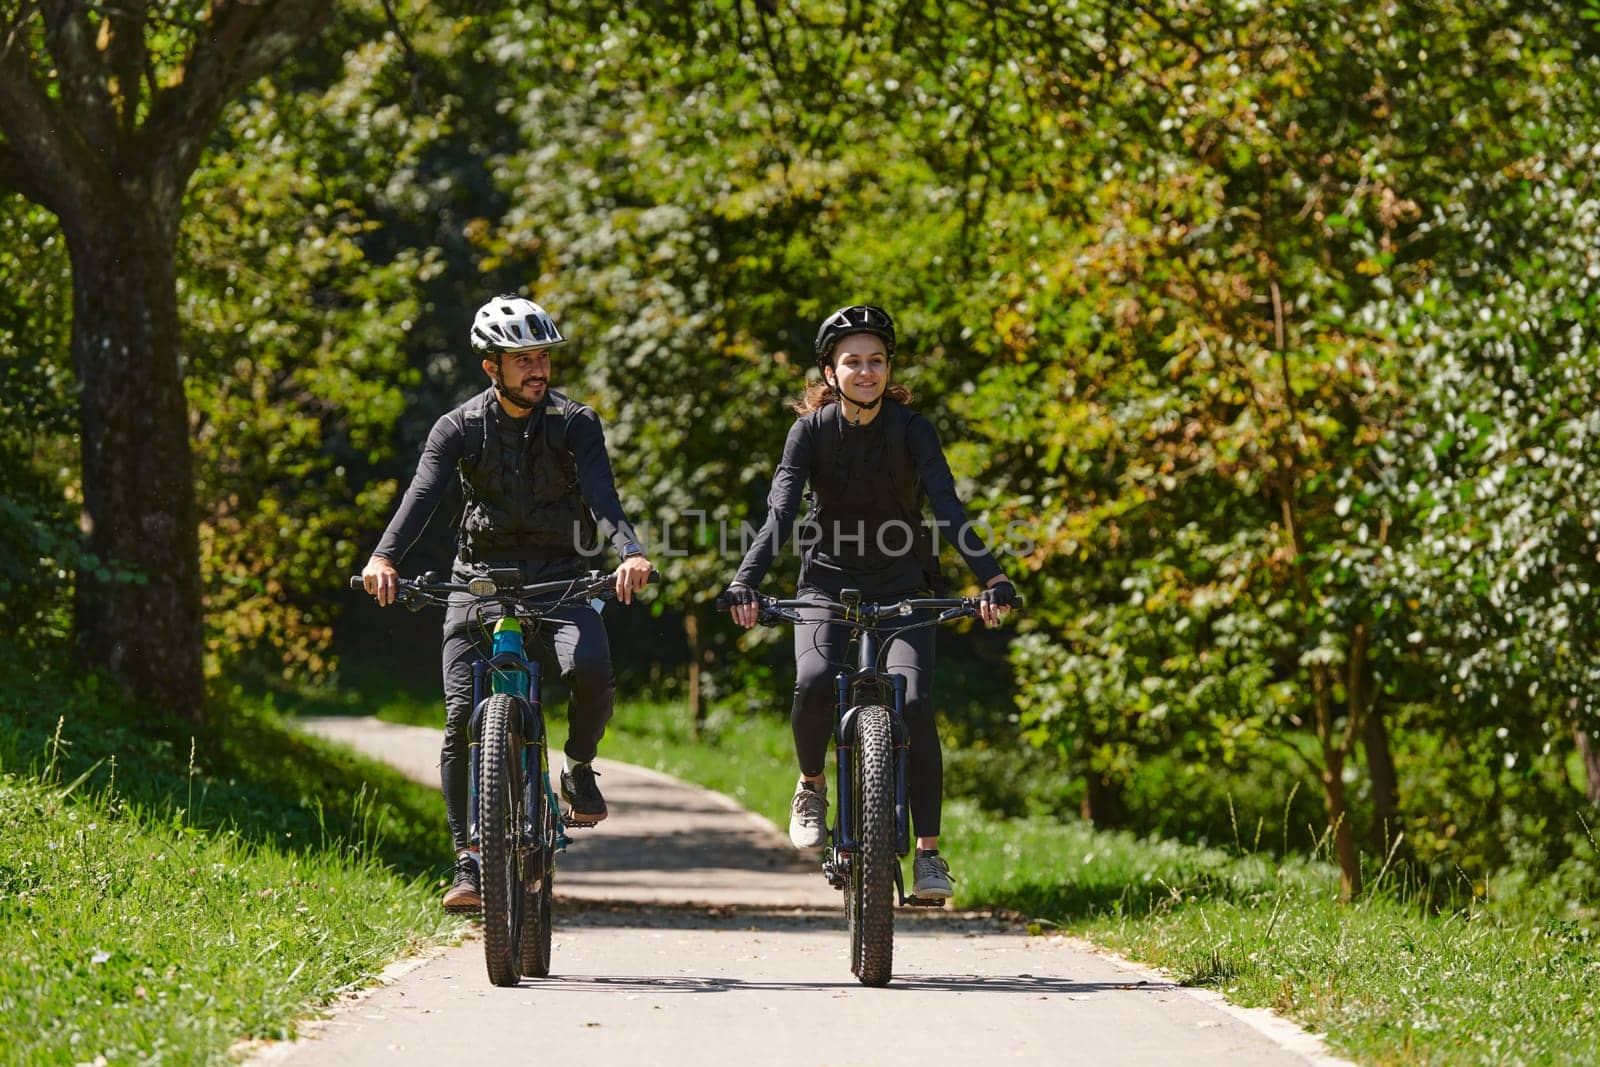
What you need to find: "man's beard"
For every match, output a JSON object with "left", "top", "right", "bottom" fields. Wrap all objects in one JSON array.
[{"left": 498, "top": 375, "right": 547, "bottom": 408}]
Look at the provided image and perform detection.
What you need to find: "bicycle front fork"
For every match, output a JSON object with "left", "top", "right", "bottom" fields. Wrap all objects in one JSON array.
[
  {"left": 465, "top": 662, "right": 551, "bottom": 852},
  {"left": 830, "top": 673, "right": 912, "bottom": 857}
]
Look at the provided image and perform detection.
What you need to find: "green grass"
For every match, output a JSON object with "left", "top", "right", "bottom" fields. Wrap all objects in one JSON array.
[
  {"left": 0, "top": 647, "right": 463, "bottom": 1065},
  {"left": 1081, "top": 880, "right": 1599, "bottom": 1065}
]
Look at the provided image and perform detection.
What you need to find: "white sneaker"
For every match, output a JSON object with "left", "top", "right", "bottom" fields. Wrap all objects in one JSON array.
[
  {"left": 788, "top": 780, "right": 829, "bottom": 849},
  {"left": 912, "top": 852, "right": 954, "bottom": 898}
]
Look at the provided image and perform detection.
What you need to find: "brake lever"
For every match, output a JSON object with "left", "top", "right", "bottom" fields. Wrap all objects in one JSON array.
[{"left": 757, "top": 606, "right": 802, "bottom": 627}]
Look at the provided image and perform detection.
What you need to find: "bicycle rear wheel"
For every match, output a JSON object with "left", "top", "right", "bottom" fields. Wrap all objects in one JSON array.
[
  {"left": 518, "top": 768, "right": 555, "bottom": 978},
  {"left": 847, "top": 704, "right": 896, "bottom": 987},
  {"left": 479, "top": 693, "right": 527, "bottom": 987}
]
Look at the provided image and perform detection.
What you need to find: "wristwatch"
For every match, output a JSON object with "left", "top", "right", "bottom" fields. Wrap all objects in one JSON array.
[{"left": 620, "top": 541, "right": 644, "bottom": 560}]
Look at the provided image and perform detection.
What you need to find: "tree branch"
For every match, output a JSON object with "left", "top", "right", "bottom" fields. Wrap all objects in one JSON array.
[
  {"left": 0, "top": 138, "right": 54, "bottom": 208},
  {"left": 0, "top": 2, "right": 43, "bottom": 65},
  {"left": 0, "top": 21, "right": 89, "bottom": 216},
  {"left": 143, "top": 0, "right": 330, "bottom": 201},
  {"left": 103, "top": 0, "right": 152, "bottom": 137},
  {"left": 40, "top": 0, "right": 120, "bottom": 154}
]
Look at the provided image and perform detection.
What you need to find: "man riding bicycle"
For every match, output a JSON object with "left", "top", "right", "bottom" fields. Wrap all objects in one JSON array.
[{"left": 361, "top": 293, "right": 653, "bottom": 911}]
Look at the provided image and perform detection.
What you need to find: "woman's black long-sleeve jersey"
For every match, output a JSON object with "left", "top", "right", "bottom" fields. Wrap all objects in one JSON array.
[{"left": 731, "top": 399, "right": 1004, "bottom": 598}]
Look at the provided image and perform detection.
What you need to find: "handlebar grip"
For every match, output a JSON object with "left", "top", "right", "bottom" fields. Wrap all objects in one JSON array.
[
  {"left": 714, "top": 594, "right": 729, "bottom": 611},
  {"left": 349, "top": 576, "right": 365, "bottom": 591}
]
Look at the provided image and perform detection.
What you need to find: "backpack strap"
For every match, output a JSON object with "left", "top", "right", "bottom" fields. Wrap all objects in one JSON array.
[
  {"left": 456, "top": 388, "right": 492, "bottom": 478},
  {"left": 883, "top": 401, "right": 917, "bottom": 509},
  {"left": 458, "top": 387, "right": 581, "bottom": 479},
  {"left": 808, "top": 403, "right": 838, "bottom": 506},
  {"left": 543, "top": 388, "right": 583, "bottom": 492}
]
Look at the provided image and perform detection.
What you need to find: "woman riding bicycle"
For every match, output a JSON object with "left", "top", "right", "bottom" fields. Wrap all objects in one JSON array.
[{"left": 722, "top": 304, "right": 1014, "bottom": 899}]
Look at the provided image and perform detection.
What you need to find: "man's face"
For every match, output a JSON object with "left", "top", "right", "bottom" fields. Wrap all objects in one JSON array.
[{"left": 485, "top": 347, "right": 551, "bottom": 405}]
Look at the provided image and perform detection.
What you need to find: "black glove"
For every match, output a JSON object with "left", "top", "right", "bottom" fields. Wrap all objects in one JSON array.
[
  {"left": 721, "top": 583, "right": 758, "bottom": 611},
  {"left": 980, "top": 580, "right": 1017, "bottom": 610}
]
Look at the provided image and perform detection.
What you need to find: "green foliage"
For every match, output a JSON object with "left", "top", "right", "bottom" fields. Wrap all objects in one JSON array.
[
  {"left": 7, "top": 0, "right": 1600, "bottom": 919},
  {"left": 180, "top": 43, "right": 441, "bottom": 682},
  {"left": 0, "top": 197, "right": 80, "bottom": 644},
  {"left": 0, "top": 642, "right": 458, "bottom": 1064}
]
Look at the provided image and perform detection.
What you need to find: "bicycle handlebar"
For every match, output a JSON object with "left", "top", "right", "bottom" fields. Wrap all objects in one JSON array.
[
  {"left": 350, "top": 568, "right": 659, "bottom": 609},
  {"left": 713, "top": 587, "right": 1023, "bottom": 625}
]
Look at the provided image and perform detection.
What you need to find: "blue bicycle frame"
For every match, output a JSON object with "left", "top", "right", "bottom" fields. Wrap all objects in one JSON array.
[{"left": 467, "top": 616, "right": 565, "bottom": 857}]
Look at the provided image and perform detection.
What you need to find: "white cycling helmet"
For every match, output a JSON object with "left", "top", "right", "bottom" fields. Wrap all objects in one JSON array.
[{"left": 469, "top": 294, "right": 567, "bottom": 354}]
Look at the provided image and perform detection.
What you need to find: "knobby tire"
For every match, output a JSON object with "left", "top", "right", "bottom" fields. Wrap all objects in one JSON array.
[
  {"left": 479, "top": 694, "right": 527, "bottom": 987},
  {"left": 848, "top": 705, "right": 896, "bottom": 987},
  {"left": 518, "top": 769, "right": 555, "bottom": 978}
]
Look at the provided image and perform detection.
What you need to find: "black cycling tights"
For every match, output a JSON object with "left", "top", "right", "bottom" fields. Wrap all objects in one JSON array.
[{"left": 790, "top": 597, "right": 941, "bottom": 838}]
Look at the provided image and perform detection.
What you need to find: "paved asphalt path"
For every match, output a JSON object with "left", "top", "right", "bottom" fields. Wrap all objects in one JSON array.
[{"left": 244, "top": 716, "right": 1353, "bottom": 1067}]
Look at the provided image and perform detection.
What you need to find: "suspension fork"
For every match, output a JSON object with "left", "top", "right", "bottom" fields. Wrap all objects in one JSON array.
[
  {"left": 468, "top": 659, "right": 487, "bottom": 845},
  {"left": 891, "top": 672, "right": 910, "bottom": 857},
  {"left": 519, "top": 661, "right": 545, "bottom": 848},
  {"left": 465, "top": 657, "right": 544, "bottom": 847},
  {"left": 833, "top": 628, "right": 913, "bottom": 853},
  {"left": 834, "top": 670, "right": 856, "bottom": 851}
]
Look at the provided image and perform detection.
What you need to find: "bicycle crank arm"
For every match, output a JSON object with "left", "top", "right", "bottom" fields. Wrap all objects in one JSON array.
[{"left": 892, "top": 863, "right": 946, "bottom": 908}]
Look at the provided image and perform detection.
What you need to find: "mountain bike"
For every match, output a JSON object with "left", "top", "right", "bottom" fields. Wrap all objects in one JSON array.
[
  {"left": 716, "top": 585, "right": 1021, "bottom": 987},
  {"left": 349, "top": 567, "right": 653, "bottom": 986}
]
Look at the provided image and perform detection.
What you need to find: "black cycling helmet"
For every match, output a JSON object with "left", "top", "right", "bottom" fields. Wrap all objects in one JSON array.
[{"left": 813, "top": 304, "right": 895, "bottom": 368}]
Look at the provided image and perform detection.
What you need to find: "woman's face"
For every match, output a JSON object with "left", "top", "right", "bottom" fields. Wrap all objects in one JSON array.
[{"left": 826, "top": 332, "right": 889, "bottom": 405}]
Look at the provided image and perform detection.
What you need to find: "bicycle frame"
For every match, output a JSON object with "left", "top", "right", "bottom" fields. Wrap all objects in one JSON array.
[
  {"left": 716, "top": 585, "right": 1022, "bottom": 904},
  {"left": 832, "top": 627, "right": 913, "bottom": 859},
  {"left": 351, "top": 566, "right": 654, "bottom": 984},
  {"left": 466, "top": 616, "right": 562, "bottom": 857}
]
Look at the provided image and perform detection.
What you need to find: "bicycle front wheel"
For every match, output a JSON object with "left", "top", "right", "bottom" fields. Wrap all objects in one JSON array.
[
  {"left": 847, "top": 704, "right": 896, "bottom": 987},
  {"left": 479, "top": 693, "right": 527, "bottom": 987},
  {"left": 518, "top": 772, "right": 555, "bottom": 978}
]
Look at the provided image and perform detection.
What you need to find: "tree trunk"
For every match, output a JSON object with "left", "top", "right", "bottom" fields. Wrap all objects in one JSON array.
[
  {"left": 685, "top": 604, "right": 707, "bottom": 739},
  {"left": 1574, "top": 722, "right": 1600, "bottom": 806},
  {"left": 1080, "top": 764, "right": 1126, "bottom": 828},
  {"left": 66, "top": 196, "right": 206, "bottom": 725},
  {"left": 1310, "top": 653, "right": 1364, "bottom": 900},
  {"left": 1363, "top": 698, "right": 1404, "bottom": 856},
  {"left": 1320, "top": 752, "right": 1363, "bottom": 901},
  {"left": 0, "top": 1, "right": 338, "bottom": 728}
]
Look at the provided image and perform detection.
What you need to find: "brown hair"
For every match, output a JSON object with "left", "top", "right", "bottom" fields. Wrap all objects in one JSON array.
[{"left": 792, "top": 380, "right": 914, "bottom": 415}]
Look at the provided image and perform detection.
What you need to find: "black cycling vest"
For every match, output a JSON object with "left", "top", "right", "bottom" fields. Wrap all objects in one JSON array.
[{"left": 454, "top": 387, "right": 597, "bottom": 561}]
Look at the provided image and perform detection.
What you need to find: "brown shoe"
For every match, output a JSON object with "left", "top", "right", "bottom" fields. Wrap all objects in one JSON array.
[{"left": 442, "top": 853, "right": 481, "bottom": 912}]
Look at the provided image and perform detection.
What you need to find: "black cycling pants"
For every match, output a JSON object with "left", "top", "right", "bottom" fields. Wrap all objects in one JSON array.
[{"left": 791, "top": 595, "right": 941, "bottom": 837}]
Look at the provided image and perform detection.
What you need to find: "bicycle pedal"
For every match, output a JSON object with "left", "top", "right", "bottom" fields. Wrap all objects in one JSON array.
[{"left": 904, "top": 895, "right": 947, "bottom": 908}]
